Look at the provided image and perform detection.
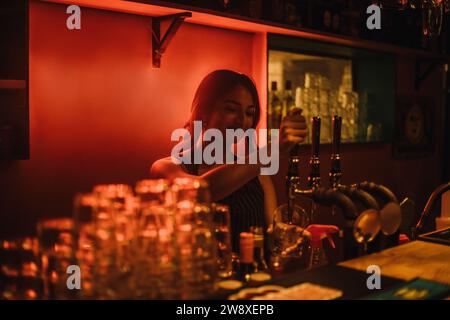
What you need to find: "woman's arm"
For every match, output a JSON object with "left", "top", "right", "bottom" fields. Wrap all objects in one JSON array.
[
  {"left": 150, "top": 108, "right": 307, "bottom": 202},
  {"left": 150, "top": 158, "right": 262, "bottom": 202},
  {"left": 258, "top": 175, "right": 278, "bottom": 227}
]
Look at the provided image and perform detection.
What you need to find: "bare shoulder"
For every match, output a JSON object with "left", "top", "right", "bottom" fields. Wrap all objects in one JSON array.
[{"left": 150, "top": 157, "right": 187, "bottom": 179}]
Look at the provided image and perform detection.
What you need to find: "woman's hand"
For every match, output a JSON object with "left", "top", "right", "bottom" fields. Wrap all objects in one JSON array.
[{"left": 279, "top": 108, "right": 308, "bottom": 158}]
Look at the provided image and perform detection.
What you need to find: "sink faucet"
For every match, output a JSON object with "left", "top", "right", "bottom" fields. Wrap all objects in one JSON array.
[{"left": 415, "top": 181, "right": 450, "bottom": 236}]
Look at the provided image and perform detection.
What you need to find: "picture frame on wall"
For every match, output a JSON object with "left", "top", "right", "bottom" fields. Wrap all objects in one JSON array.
[{"left": 393, "top": 96, "right": 435, "bottom": 159}]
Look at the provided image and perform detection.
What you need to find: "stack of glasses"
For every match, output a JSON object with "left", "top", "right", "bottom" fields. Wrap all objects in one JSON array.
[
  {"left": 0, "top": 178, "right": 234, "bottom": 299},
  {"left": 295, "top": 68, "right": 365, "bottom": 143}
]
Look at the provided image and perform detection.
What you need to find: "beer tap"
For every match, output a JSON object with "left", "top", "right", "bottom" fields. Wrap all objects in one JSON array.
[
  {"left": 307, "top": 117, "right": 321, "bottom": 223},
  {"left": 284, "top": 115, "right": 383, "bottom": 259},
  {"left": 293, "top": 186, "right": 360, "bottom": 260},
  {"left": 352, "top": 181, "right": 398, "bottom": 205},
  {"left": 286, "top": 144, "right": 301, "bottom": 225},
  {"left": 329, "top": 116, "right": 343, "bottom": 189},
  {"left": 286, "top": 115, "right": 360, "bottom": 258},
  {"left": 308, "top": 117, "right": 321, "bottom": 190},
  {"left": 286, "top": 116, "right": 356, "bottom": 215},
  {"left": 328, "top": 116, "right": 380, "bottom": 212},
  {"left": 328, "top": 116, "right": 402, "bottom": 251}
]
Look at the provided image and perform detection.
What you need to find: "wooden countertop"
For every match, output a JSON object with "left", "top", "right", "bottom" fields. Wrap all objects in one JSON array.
[{"left": 339, "top": 240, "right": 450, "bottom": 286}]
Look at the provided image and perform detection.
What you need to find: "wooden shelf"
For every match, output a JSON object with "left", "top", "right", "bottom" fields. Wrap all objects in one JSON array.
[
  {"left": 0, "top": 79, "right": 26, "bottom": 90},
  {"left": 43, "top": 0, "right": 450, "bottom": 61}
]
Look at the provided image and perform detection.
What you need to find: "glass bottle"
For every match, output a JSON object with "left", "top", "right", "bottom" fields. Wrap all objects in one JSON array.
[
  {"left": 211, "top": 203, "right": 233, "bottom": 279},
  {"left": 250, "top": 226, "right": 268, "bottom": 273},
  {"left": 239, "top": 232, "right": 254, "bottom": 282},
  {"left": 283, "top": 80, "right": 295, "bottom": 118},
  {"left": 269, "top": 81, "right": 282, "bottom": 131}
]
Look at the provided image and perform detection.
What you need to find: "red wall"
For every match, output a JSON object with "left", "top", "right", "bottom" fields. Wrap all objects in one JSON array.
[
  {"left": 0, "top": 1, "right": 261, "bottom": 236},
  {"left": 0, "top": 1, "right": 445, "bottom": 237}
]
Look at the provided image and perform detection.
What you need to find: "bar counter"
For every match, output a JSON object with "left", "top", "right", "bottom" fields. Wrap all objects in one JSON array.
[
  {"left": 340, "top": 240, "right": 450, "bottom": 286},
  {"left": 215, "top": 240, "right": 450, "bottom": 300}
]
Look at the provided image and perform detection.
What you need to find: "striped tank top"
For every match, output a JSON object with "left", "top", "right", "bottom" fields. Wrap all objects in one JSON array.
[{"left": 181, "top": 163, "right": 266, "bottom": 252}]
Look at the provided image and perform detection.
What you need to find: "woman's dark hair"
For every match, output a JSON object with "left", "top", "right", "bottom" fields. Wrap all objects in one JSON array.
[{"left": 185, "top": 70, "right": 261, "bottom": 132}]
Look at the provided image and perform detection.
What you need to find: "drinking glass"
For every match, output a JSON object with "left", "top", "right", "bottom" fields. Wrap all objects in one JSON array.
[
  {"left": 268, "top": 204, "right": 310, "bottom": 271},
  {"left": 92, "top": 183, "right": 135, "bottom": 298},
  {"left": 249, "top": 226, "right": 269, "bottom": 275},
  {"left": 172, "top": 177, "right": 210, "bottom": 205},
  {"left": 37, "top": 218, "right": 76, "bottom": 299},
  {"left": 211, "top": 203, "right": 233, "bottom": 279},
  {"left": 172, "top": 178, "right": 216, "bottom": 299},
  {"left": 0, "top": 237, "right": 42, "bottom": 300},
  {"left": 73, "top": 193, "right": 97, "bottom": 298},
  {"left": 134, "top": 179, "right": 178, "bottom": 299}
]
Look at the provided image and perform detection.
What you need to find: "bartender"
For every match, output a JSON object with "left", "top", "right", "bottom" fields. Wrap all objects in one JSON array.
[{"left": 151, "top": 69, "right": 307, "bottom": 251}]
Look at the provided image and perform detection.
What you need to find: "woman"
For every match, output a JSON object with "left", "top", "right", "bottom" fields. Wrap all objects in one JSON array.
[{"left": 151, "top": 70, "right": 307, "bottom": 251}]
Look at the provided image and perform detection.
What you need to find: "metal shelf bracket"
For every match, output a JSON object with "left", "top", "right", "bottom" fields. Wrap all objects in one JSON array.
[{"left": 152, "top": 12, "right": 192, "bottom": 68}]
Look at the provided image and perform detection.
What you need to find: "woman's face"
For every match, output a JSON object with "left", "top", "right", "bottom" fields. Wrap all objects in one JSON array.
[{"left": 206, "top": 85, "right": 256, "bottom": 134}]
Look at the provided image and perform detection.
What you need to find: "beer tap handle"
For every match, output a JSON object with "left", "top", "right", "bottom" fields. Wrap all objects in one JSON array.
[
  {"left": 308, "top": 117, "right": 321, "bottom": 189},
  {"left": 312, "top": 116, "right": 321, "bottom": 159},
  {"left": 332, "top": 115, "right": 342, "bottom": 156},
  {"left": 308, "top": 116, "right": 321, "bottom": 224},
  {"left": 330, "top": 115, "right": 342, "bottom": 188}
]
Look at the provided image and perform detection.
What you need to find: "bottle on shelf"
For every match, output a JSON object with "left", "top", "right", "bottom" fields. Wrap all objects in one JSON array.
[
  {"left": 283, "top": 80, "right": 296, "bottom": 118},
  {"left": 246, "top": 0, "right": 263, "bottom": 19},
  {"left": 284, "top": 0, "right": 302, "bottom": 26},
  {"left": 268, "top": 81, "right": 282, "bottom": 132},
  {"left": 331, "top": 0, "right": 342, "bottom": 34},
  {"left": 323, "top": 0, "right": 333, "bottom": 31},
  {"left": 309, "top": 0, "right": 324, "bottom": 30},
  {"left": 270, "top": 0, "right": 286, "bottom": 23},
  {"left": 341, "top": 0, "right": 361, "bottom": 38},
  {"left": 213, "top": 0, "right": 243, "bottom": 15}
]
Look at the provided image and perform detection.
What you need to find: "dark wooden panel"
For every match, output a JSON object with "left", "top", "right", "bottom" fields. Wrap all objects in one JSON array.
[{"left": 0, "top": 0, "right": 29, "bottom": 159}]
